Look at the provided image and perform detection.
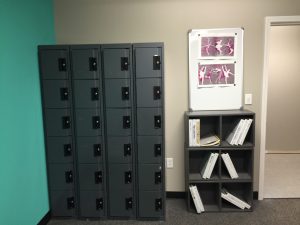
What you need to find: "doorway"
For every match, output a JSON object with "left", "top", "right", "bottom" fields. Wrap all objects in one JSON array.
[{"left": 259, "top": 16, "right": 300, "bottom": 200}]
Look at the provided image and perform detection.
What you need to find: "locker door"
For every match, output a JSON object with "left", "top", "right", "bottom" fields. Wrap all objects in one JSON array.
[
  {"left": 137, "top": 136, "right": 162, "bottom": 163},
  {"left": 42, "top": 80, "right": 71, "bottom": 108},
  {"left": 79, "top": 190, "right": 105, "bottom": 217},
  {"left": 104, "top": 79, "right": 131, "bottom": 108},
  {"left": 75, "top": 109, "right": 102, "bottom": 136},
  {"left": 77, "top": 137, "right": 103, "bottom": 164},
  {"left": 137, "top": 108, "right": 162, "bottom": 135},
  {"left": 47, "top": 137, "right": 73, "bottom": 163},
  {"left": 73, "top": 80, "right": 101, "bottom": 108},
  {"left": 109, "top": 189, "right": 135, "bottom": 217},
  {"left": 39, "top": 49, "right": 69, "bottom": 79},
  {"left": 135, "top": 47, "right": 162, "bottom": 78},
  {"left": 48, "top": 164, "right": 75, "bottom": 190},
  {"left": 50, "top": 190, "right": 76, "bottom": 217},
  {"left": 138, "top": 191, "right": 163, "bottom": 218},
  {"left": 108, "top": 164, "right": 133, "bottom": 190},
  {"left": 107, "top": 137, "right": 132, "bottom": 163},
  {"left": 78, "top": 164, "right": 104, "bottom": 190},
  {"left": 138, "top": 164, "right": 163, "bottom": 191},
  {"left": 106, "top": 109, "right": 132, "bottom": 136},
  {"left": 45, "top": 109, "right": 72, "bottom": 136},
  {"left": 102, "top": 48, "right": 131, "bottom": 79},
  {"left": 71, "top": 48, "right": 100, "bottom": 79},
  {"left": 136, "top": 78, "right": 162, "bottom": 107}
]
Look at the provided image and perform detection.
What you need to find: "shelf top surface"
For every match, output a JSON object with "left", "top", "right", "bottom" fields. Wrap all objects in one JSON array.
[{"left": 185, "top": 109, "right": 254, "bottom": 117}]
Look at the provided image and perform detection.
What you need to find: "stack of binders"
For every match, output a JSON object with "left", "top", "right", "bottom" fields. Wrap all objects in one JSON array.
[
  {"left": 226, "top": 119, "right": 253, "bottom": 145},
  {"left": 189, "top": 185, "right": 205, "bottom": 213},
  {"left": 189, "top": 119, "right": 201, "bottom": 147},
  {"left": 221, "top": 153, "right": 238, "bottom": 179},
  {"left": 221, "top": 189, "right": 251, "bottom": 209},
  {"left": 201, "top": 153, "right": 218, "bottom": 179}
]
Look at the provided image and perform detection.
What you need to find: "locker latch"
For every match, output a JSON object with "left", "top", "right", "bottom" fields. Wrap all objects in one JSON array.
[
  {"left": 154, "top": 144, "right": 162, "bottom": 157},
  {"left": 155, "top": 198, "right": 162, "bottom": 211},
  {"left": 58, "top": 58, "right": 67, "bottom": 71},
  {"left": 123, "top": 116, "right": 131, "bottom": 129},
  {"left": 96, "top": 198, "right": 104, "bottom": 210},
  {"left": 95, "top": 171, "right": 103, "bottom": 184},
  {"left": 122, "top": 87, "right": 130, "bottom": 100},
  {"left": 65, "top": 171, "right": 73, "bottom": 183},
  {"left": 62, "top": 116, "right": 71, "bottom": 129},
  {"left": 121, "top": 57, "right": 129, "bottom": 71},
  {"left": 153, "top": 55, "right": 161, "bottom": 70},
  {"left": 153, "top": 86, "right": 161, "bottom": 100},
  {"left": 124, "top": 144, "right": 132, "bottom": 156},
  {"left": 91, "top": 87, "right": 99, "bottom": 100},
  {"left": 64, "top": 144, "right": 72, "bottom": 156},
  {"left": 154, "top": 115, "right": 161, "bottom": 128},
  {"left": 67, "top": 197, "right": 75, "bottom": 209},
  {"left": 89, "top": 57, "right": 97, "bottom": 71},
  {"left": 94, "top": 144, "right": 101, "bottom": 157},
  {"left": 125, "top": 171, "right": 132, "bottom": 184},
  {"left": 155, "top": 171, "right": 162, "bottom": 184},
  {"left": 60, "top": 87, "right": 69, "bottom": 101},
  {"left": 125, "top": 197, "right": 133, "bottom": 210},
  {"left": 93, "top": 116, "right": 101, "bottom": 129}
]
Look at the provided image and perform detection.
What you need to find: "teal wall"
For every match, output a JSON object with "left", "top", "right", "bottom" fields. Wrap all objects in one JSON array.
[{"left": 0, "top": 1, "right": 55, "bottom": 225}]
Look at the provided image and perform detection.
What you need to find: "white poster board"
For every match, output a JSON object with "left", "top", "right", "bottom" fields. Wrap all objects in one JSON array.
[{"left": 188, "top": 28, "right": 244, "bottom": 110}]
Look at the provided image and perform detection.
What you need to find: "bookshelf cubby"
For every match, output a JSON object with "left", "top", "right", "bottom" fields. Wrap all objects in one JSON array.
[{"left": 185, "top": 110, "right": 255, "bottom": 213}]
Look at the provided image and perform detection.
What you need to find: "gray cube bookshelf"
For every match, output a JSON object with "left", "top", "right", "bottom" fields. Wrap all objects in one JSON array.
[{"left": 185, "top": 110, "right": 255, "bottom": 213}]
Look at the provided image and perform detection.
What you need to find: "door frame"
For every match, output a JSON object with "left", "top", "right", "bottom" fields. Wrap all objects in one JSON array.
[{"left": 259, "top": 16, "right": 300, "bottom": 200}]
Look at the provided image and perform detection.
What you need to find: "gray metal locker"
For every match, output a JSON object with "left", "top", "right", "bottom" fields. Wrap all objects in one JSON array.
[
  {"left": 78, "top": 164, "right": 104, "bottom": 190},
  {"left": 76, "top": 137, "right": 103, "bottom": 164},
  {"left": 50, "top": 190, "right": 76, "bottom": 217},
  {"left": 138, "top": 191, "right": 163, "bottom": 218},
  {"left": 44, "top": 109, "right": 72, "bottom": 136},
  {"left": 47, "top": 137, "right": 73, "bottom": 163},
  {"left": 107, "top": 137, "right": 132, "bottom": 163},
  {"left": 42, "top": 80, "right": 71, "bottom": 108},
  {"left": 137, "top": 136, "right": 162, "bottom": 163},
  {"left": 106, "top": 108, "right": 132, "bottom": 136},
  {"left": 136, "top": 78, "right": 162, "bottom": 107},
  {"left": 79, "top": 190, "right": 105, "bottom": 217},
  {"left": 104, "top": 79, "right": 132, "bottom": 108},
  {"left": 137, "top": 108, "right": 163, "bottom": 135},
  {"left": 109, "top": 189, "right": 135, "bottom": 217},
  {"left": 71, "top": 48, "right": 100, "bottom": 79},
  {"left": 138, "top": 164, "right": 163, "bottom": 191},
  {"left": 73, "top": 80, "right": 101, "bottom": 108},
  {"left": 108, "top": 164, "right": 133, "bottom": 190},
  {"left": 48, "top": 164, "right": 75, "bottom": 190},
  {"left": 75, "top": 109, "right": 102, "bottom": 137}
]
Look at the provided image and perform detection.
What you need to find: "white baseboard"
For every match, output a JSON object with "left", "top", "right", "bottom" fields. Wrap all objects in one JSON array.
[{"left": 266, "top": 150, "right": 300, "bottom": 154}]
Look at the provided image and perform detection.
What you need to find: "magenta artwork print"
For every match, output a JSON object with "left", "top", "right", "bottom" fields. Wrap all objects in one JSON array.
[
  {"left": 198, "top": 63, "right": 235, "bottom": 86},
  {"left": 200, "top": 36, "right": 235, "bottom": 58}
]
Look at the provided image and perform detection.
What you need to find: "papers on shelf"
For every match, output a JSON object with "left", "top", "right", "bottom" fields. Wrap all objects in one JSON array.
[
  {"left": 221, "top": 153, "right": 238, "bottom": 179},
  {"left": 200, "top": 135, "right": 220, "bottom": 146},
  {"left": 189, "top": 119, "right": 201, "bottom": 147},
  {"left": 189, "top": 185, "right": 205, "bottom": 213},
  {"left": 201, "top": 153, "right": 218, "bottom": 179},
  {"left": 226, "top": 119, "right": 253, "bottom": 145},
  {"left": 221, "top": 189, "right": 251, "bottom": 209}
]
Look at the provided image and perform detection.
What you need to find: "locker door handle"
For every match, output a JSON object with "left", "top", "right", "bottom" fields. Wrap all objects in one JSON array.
[
  {"left": 58, "top": 58, "right": 67, "bottom": 71},
  {"left": 96, "top": 198, "right": 103, "bottom": 210},
  {"left": 94, "top": 144, "right": 101, "bottom": 157},
  {"left": 91, "top": 87, "right": 99, "bottom": 100},
  {"left": 154, "top": 115, "right": 161, "bottom": 128},
  {"left": 121, "top": 57, "right": 129, "bottom": 71},
  {"left": 95, "top": 171, "right": 102, "bottom": 184},
  {"left": 123, "top": 116, "right": 131, "bottom": 129},
  {"left": 154, "top": 144, "right": 162, "bottom": 157},
  {"left": 153, "top": 55, "right": 161, "bottom": 70},
  {"left": 64, "top": 144, "right": 72, "bottom": 156},
  {"left": 89, "top": 57, "right": 97, "bottom": 71},
  {"left": 60, "top": 88, "right": 69, "bottom": 100},
  {"left": 62, "top": 116, "right": 71, "bottom": 129},
  {"left": 125, "top": 197, "right": 133, "bottom": 210},
  {"left": 93, "top": 116, "right": 101, "bottom": 129},
  {"left": 67, "top": 197, "right": 75, "bottom": 209},
  {"left": 125, "top": 171, "right": 132, "bottom": 184},
  {"left": 153, "top": 86, "right": 161, "bottom": 100},
  {"left": 155, "top": 198, "right": 162, "bottom": 211},
  {"left": 122, "top": 87, "right": 129, "bottom": 100},
  {"left": 65, "top": 171, "right": 73, "bottom": 183},
  {"left": 155, "top": 171, "right": 162, "bottom": 184},
  {"left": 124, "top": 144, "right": 131, "bottom": 157}
]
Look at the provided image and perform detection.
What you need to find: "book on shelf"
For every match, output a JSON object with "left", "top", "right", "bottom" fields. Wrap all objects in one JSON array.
[
  {"left": 189, "top": 119, "right": 201, "bottom": 147},
  {"left": 201, "top": 153, "right": 218, "bottom": 179},
  {"left": 221, "top": 188, "right": 251, "bottom": 209},
  {"left": 221, "top": 153, "right": 238, "bottom": 179},
  {"left": 200, "top": 134, "right": 220, "bottom": 147},
  {"left": 226, "top": 119, "right": 253, "bottom": 145},
  {"left": 189, "top": 185, "right": 205, "bottom": 213}
]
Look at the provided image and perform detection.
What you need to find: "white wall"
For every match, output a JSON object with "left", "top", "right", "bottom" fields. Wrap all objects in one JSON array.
[
  {"left": 266, "top": 25, "right": 300, "bottom": 151},
  {"left": 54, "top": 0, "right": 300, "bottom": 191}
]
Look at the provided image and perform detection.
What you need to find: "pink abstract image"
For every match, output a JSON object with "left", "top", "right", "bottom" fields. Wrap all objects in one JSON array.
[{"left": 201, "top": 36, "right": 235, "bottom": 57}]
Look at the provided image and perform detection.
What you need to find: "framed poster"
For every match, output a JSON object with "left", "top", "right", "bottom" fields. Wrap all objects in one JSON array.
[{"left": 188, "top": 28, "right": 243, "bottom": 110}]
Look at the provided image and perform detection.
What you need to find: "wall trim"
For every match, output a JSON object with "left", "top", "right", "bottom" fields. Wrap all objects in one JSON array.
[
  {"left": 266, "top": 150, "right": 300, "bottom": 154},
  {"left": 259, "top": 15, "right": 300, "bottom": 201},
  {"left": 253, "top": 191, "right": 258, "bottom": 200},
  {"left": 37, "top": 211, "right": 51, "bottom": 225},
  {"left": 167, "top": 191, "right": 185, "bottom": 198}
]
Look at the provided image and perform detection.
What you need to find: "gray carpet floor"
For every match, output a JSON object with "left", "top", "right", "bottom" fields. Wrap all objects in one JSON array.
[{"left": 48, "top": 198, "right": 300, "bottom": 225}]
